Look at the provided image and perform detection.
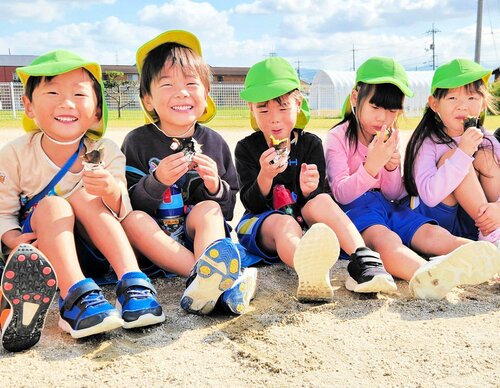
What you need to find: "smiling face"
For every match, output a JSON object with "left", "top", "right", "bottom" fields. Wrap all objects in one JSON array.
[
  {"left": 142, "top": 62, "right": 208, "bottom": 136},
  {"left": 22, "top": 68, "right": 99, "bottom": 143},
  {"left": 249, "top": 92, "right": 302, "bottom": 143},
  {"left": 428, "top": 85, "right": 486, "bottom": 137}
]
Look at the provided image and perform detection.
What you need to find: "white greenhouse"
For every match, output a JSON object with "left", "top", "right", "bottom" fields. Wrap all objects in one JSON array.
[{"left": 308, "top": 70, "right": 434, "bottom": 117}]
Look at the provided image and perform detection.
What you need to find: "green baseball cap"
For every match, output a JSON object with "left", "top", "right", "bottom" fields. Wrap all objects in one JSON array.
[
  {"left": 240, "top": 57, "right": 310, "bottom": 131},
  {"left": 136, "top": 29, "right": 216, "bottom": 124},
  {"left": 16, "top": 50, "right": 108, "bottom": 140},
  {"left": 430, "top": 58, "right": 491, "bottom": 94},
  {"left": 341, "top": 56, "right": 413, "bottom": 119}
]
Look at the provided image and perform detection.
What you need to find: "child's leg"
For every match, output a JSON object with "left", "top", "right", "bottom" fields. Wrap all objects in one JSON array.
[
  {"left": 410, "top": 223, "right": 470, "bottom": 256},
  {"left": 301, "top": 193, "right": 365, "bottom": 255},
  {"left": 121, "top": 210, "right": 195, "bottom": 277},
  {"left": 30, "top": 196, "right": 84, "bottom": 297},
  {"left": 184, "top": 200, "right": 227, "bottom": 259},
  {"left": 362, "top": 225, "right": 426, "bottom": 281},
  {"left": 474, "top": 147, "right": 500, "bottom": 202},
  {"left": 67, "top": 189, "right": 139, "bottom": 278}
]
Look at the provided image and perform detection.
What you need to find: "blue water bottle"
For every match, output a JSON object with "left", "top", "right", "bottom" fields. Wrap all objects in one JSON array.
[{"left": 157, "top": 184, "right": 185, "bottom": 244}]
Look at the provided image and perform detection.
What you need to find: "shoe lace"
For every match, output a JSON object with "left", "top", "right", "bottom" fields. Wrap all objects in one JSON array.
[
  {"left": 80, "top": 291, "right": 107, "bottom": 308},
  {"left": 126, "top": 287, "right": 152, "bottom": 300}
]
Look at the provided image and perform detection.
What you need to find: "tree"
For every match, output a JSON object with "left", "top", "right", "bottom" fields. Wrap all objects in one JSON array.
[{"left": 103, "top": 71, "right": 139, "bottom": 119}]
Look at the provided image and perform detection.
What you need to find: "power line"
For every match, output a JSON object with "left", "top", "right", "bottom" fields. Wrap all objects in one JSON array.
[{"left": 425, "top": 23, "right": 440, "bottom": 70}]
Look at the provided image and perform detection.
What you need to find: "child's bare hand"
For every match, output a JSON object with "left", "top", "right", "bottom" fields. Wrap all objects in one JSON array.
[
  {"left": 2, "top": 230, "right": 37, "bottom": 250},
  {"left": 82, "top": 169, "right": 118, "bottom": 198},
  {"left": 459, "top": 127, "right": 483, "bottom": 156},
  {"left": 384, "top": 148, "right": 401, "bottom": 171},
  {"left": 154, "top": 152, "right": 189, "bottom": 186},
  {"left": 259, "top": 148, "right": 287, "bottom": 179},
  {"left": 299, "top": 163, "right": 319, "bottom": 197},
  {"left": 365, "top": 126, "right": 398, "bottom": 176},
  {"left": 475, "top": 202, "right": 500, "bottom": 235},
  {"left": 192, "top": 154, "right": 220, "bottom": 195}
]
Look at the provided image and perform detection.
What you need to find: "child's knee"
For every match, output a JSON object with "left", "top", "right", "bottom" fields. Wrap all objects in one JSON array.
[
  {"left": 192, "top": 200, "right": 223, "bottom": 216},
  {"left": 37, "top": 196, "right": 73, "bottom": 216}
]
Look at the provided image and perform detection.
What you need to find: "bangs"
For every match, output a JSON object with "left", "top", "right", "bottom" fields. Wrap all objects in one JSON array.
[{"left": 368, "top": 83, "right": 404, "bottom": 110}]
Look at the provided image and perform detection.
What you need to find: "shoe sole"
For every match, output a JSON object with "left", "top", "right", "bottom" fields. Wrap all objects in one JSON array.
[
  {"left": 1, "top": 244, "right": 57, "bottom": 352},
  {"left": 120, "top": 310, "right": 166, "bottom": 329},
  {"left": 410, "top": 241, "right": 500, "bottom": 300},
  {"left": 181, "top": 239, "right": 240, "bottom": 315},
  {"left": 58, "top": 315, "right": 124, "bottom": 339},
  {"left": 223, "top": 267, "right": 258, "bottom": 315},
  {"left": 294, "top": 223, "right": 339, "bottom": 303},
  {"left": 345, "top": 274, "right": 397, "bottom": 293}
]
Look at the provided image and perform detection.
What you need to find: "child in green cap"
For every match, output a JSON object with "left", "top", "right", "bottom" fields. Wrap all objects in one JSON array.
[
  {"left": 404, "top": 58, "right": 500, "bottom": 245},
  {"left": 235, "top": 56, "right": 396, "bottom": 303},
  {"left": 121, "top": 30, "right": 257, "bottom": 316},
  {"left": 326, "top": 56, "right": 500, "bottom": 299},
  {"left": 0, "top": 50, "right": 164, "bottom": 351}
]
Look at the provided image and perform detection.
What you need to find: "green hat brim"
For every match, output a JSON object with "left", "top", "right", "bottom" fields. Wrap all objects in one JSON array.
[
  {"left": 17, "top": 53, "right": 107, "bottom": 140},
  {"left": 431, "top": 70, "right": 491, "bottom": 94}
]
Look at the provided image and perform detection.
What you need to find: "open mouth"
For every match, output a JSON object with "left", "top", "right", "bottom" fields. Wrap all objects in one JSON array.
[
  {"left": 55, "top": 116, "right": 77, "bottom": 123},
  {"left": 171, "top": 105, "right": 193, "bottom": 112}
]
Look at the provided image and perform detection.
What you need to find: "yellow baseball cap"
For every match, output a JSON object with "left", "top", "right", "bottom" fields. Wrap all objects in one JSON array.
[{"left": 136, "top": 30, "right": 216, "bottom": 124}]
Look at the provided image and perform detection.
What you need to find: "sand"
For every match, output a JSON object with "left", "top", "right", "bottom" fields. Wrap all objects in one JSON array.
[{"left": 0, "top": 128, "right": 498, "bottom": 387}]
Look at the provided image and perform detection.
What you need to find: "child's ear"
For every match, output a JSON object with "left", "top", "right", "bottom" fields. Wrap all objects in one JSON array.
[
  {"left": 142, "top": 94, "right": 154, "bottom": 111},
  {"left": 22, "top": 95, "right": 35, "bottom": 118},
  {"left": 248, "top": 102, "right": 255, "bottom": 115},
  {"left": 350, "top": 89, "right": 358, "bottom": 109},
  {"left": 427, "top": 95, "right": 437, "bottom": 112}
]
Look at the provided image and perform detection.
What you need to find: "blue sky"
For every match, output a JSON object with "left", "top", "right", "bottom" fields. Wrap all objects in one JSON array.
[{"left": 0, "top": 0, "right": 498, "bottom": 72}]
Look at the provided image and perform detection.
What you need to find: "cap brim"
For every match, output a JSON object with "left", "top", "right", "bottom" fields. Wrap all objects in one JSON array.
[
  {"left": 136, "top": 30, "right": 202, "bottom": 74},
  {"left": 431, "top": 70, "right": 491, "bottom": 94},
  {"left": 250, "top": 98, "right": 310, "bottom": 131}
]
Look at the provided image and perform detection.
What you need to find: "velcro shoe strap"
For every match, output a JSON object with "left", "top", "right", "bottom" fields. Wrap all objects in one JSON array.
[
  {"left": 351, "top": 248, "right": 383, "bottom": 266},
  {"left": 116, "top": 277, "right": 157, "bottom": 296},
  {"left": 62, "top": 281, "right": 101, "bottom": 310}
]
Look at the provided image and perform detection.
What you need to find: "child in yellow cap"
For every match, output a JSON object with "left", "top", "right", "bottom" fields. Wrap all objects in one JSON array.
[
  {"left": 121, "top": 30, "right": 257, "bottom": 316},
  {"left": 0, "top": 50, "right": 164, "bottom": 351},
  {"left": 326, "top": 56, "right": 500, "bottom": 299},
  {"left": 404, "top": 58, "right": 500, "bottom": 245},
  {"left": 235, "top": 57, "right": 397, "bottom": 303}
]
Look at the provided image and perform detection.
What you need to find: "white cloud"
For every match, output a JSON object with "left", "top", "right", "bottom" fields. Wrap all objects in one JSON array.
[{"left": 0, "top": 0, "right": 61, "bottom": 23}]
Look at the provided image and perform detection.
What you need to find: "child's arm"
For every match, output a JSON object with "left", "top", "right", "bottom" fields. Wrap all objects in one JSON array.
[
  {"left": 414, "top": 138, "right": 474, "bottom": 207},
  {"left": 325, "top": 127, "right": 380, "bottom": 205}
]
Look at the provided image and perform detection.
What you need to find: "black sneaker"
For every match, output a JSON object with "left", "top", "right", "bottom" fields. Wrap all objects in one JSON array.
[
  {"left": 346, "top": 247, "right": 397, "bottom": 293},
  {"left": 494, "top": 127, "right": 500, "bottom": 143}
]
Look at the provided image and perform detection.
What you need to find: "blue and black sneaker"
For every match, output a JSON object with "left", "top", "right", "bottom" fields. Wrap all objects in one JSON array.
[
  {"left": 1, "top": 244, "right": 57, "bottom": 352},
  {"left": 58, "top": 278, "right": 123, "bottom": 338},
  {"left": 221, "top": 267, "right": 258, "bottom": 315},
  {"left": 115, "top": 272, "right": 165, "bottom": 329},
  {"left": 181, "top": 238, "right": 240, "bottom": 315}
]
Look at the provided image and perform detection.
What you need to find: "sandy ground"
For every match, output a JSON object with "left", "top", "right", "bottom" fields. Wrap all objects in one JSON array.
[{"left": 0, "top": 127, "right": 499, "bottom": 387}]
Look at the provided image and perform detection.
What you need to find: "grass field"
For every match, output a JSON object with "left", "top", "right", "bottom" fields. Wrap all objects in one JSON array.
[{"left": 1, "top": 109, "right": 499, "bottom": 132}]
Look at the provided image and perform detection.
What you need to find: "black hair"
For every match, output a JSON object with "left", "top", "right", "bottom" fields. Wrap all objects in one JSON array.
[
  {"left": 333, "top": 82, "right": 404, "bottom": 151},
  {"left": 139, "top": 42, "right": 211, "bottom": 99},
  {"left": 403, "top": 80, "right": 498, "bottom": 196},
  {"left": 24, "top": 68, "right": 103, "bottom": 120}
]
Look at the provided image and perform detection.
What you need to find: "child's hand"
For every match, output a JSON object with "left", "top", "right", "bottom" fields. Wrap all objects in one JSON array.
[
  {"left": 365, "top": 126, "right": 399, "bottom": 177},
  {"left": 154, "top": 152, "right": 189, "bottom": 186},
  {"left": 82, "top": 169, "right": 119, "bottom": 198},
  {"left": 299, "top": 163, "right": 319, "bottom": 198},
  {"left": 475, "top": 202, "right": 500, "bottom": 235},
  {"left": 259, "top": 148, "right": 288, "bottom": 179},
  {"left": 192, "top": 154, "right": 220, "bottom": 195},
  {"left": 384, "top": 148, "right": 401, "bottom": 171},
  {"left": 2, "top": 230, "right": 37, "bottom": 250},
  {"left": 458, "top": 127, "right": 483, "bottom": 156}
]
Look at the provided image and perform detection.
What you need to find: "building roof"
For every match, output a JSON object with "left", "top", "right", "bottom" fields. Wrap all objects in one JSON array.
[
  {"left": 0, "top": 55, "right": 38, "bottom": 66},
  {"left": 101, "top": 65, "right": 137, "bottom": 74},
  {"left": 210, "top": 66, "right": 249, "bottom": 76}
]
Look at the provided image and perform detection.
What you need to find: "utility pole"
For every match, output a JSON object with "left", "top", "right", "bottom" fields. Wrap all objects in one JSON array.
[
  {"left": 426, "top": 23, "right": 440, "bottom": 70},
  {"left": 475, "top": 0, "right": 483, "bottom": 62},
  {"left": 296, "top": 58, "right": 301, "bottom": 80},
  {"left": 351, "top": 45, "right": 358, "bottom": 71}
]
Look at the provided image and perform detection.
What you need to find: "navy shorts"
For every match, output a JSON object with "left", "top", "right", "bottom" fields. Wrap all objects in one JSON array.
[
  {"left": 341, "top": 191, "right": 436, "bottom": 247},
  {"left": 403, "top": 196, "right": 477, "bottom": 240},
  {"left": 236, "top": 210, "right": 287, "bottom": 267}
]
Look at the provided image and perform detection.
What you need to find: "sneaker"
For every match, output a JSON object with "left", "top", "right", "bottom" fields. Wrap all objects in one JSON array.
[
  {"left": 115, "top": 272, "right": 165, "bottom": 329},
  {"left": 345, "top": 247, "right": 397, "bottom": 293},
  {"left": 478, "top": 228, "right": 500, "bottom": 246},
  {"left": 58, "top": 278, "right": 124, "bottom": 338},
  {"left": 180, "top": 238, "right": 240, "bottom": 315},
  {"left": 409, "top": 241, "right": 500, "bottom": 299},
  {"left": 0, "top": 244, "right": 57, "bottom": 352},
  {"left": 294, "top": 223, "right": 339, "bottom": 303},
  {"left": 494, "top": 127, "right": 500, "bottom": 143},
  {"left": 222, "top": 267, "right": 258, "bottom": 315}
]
